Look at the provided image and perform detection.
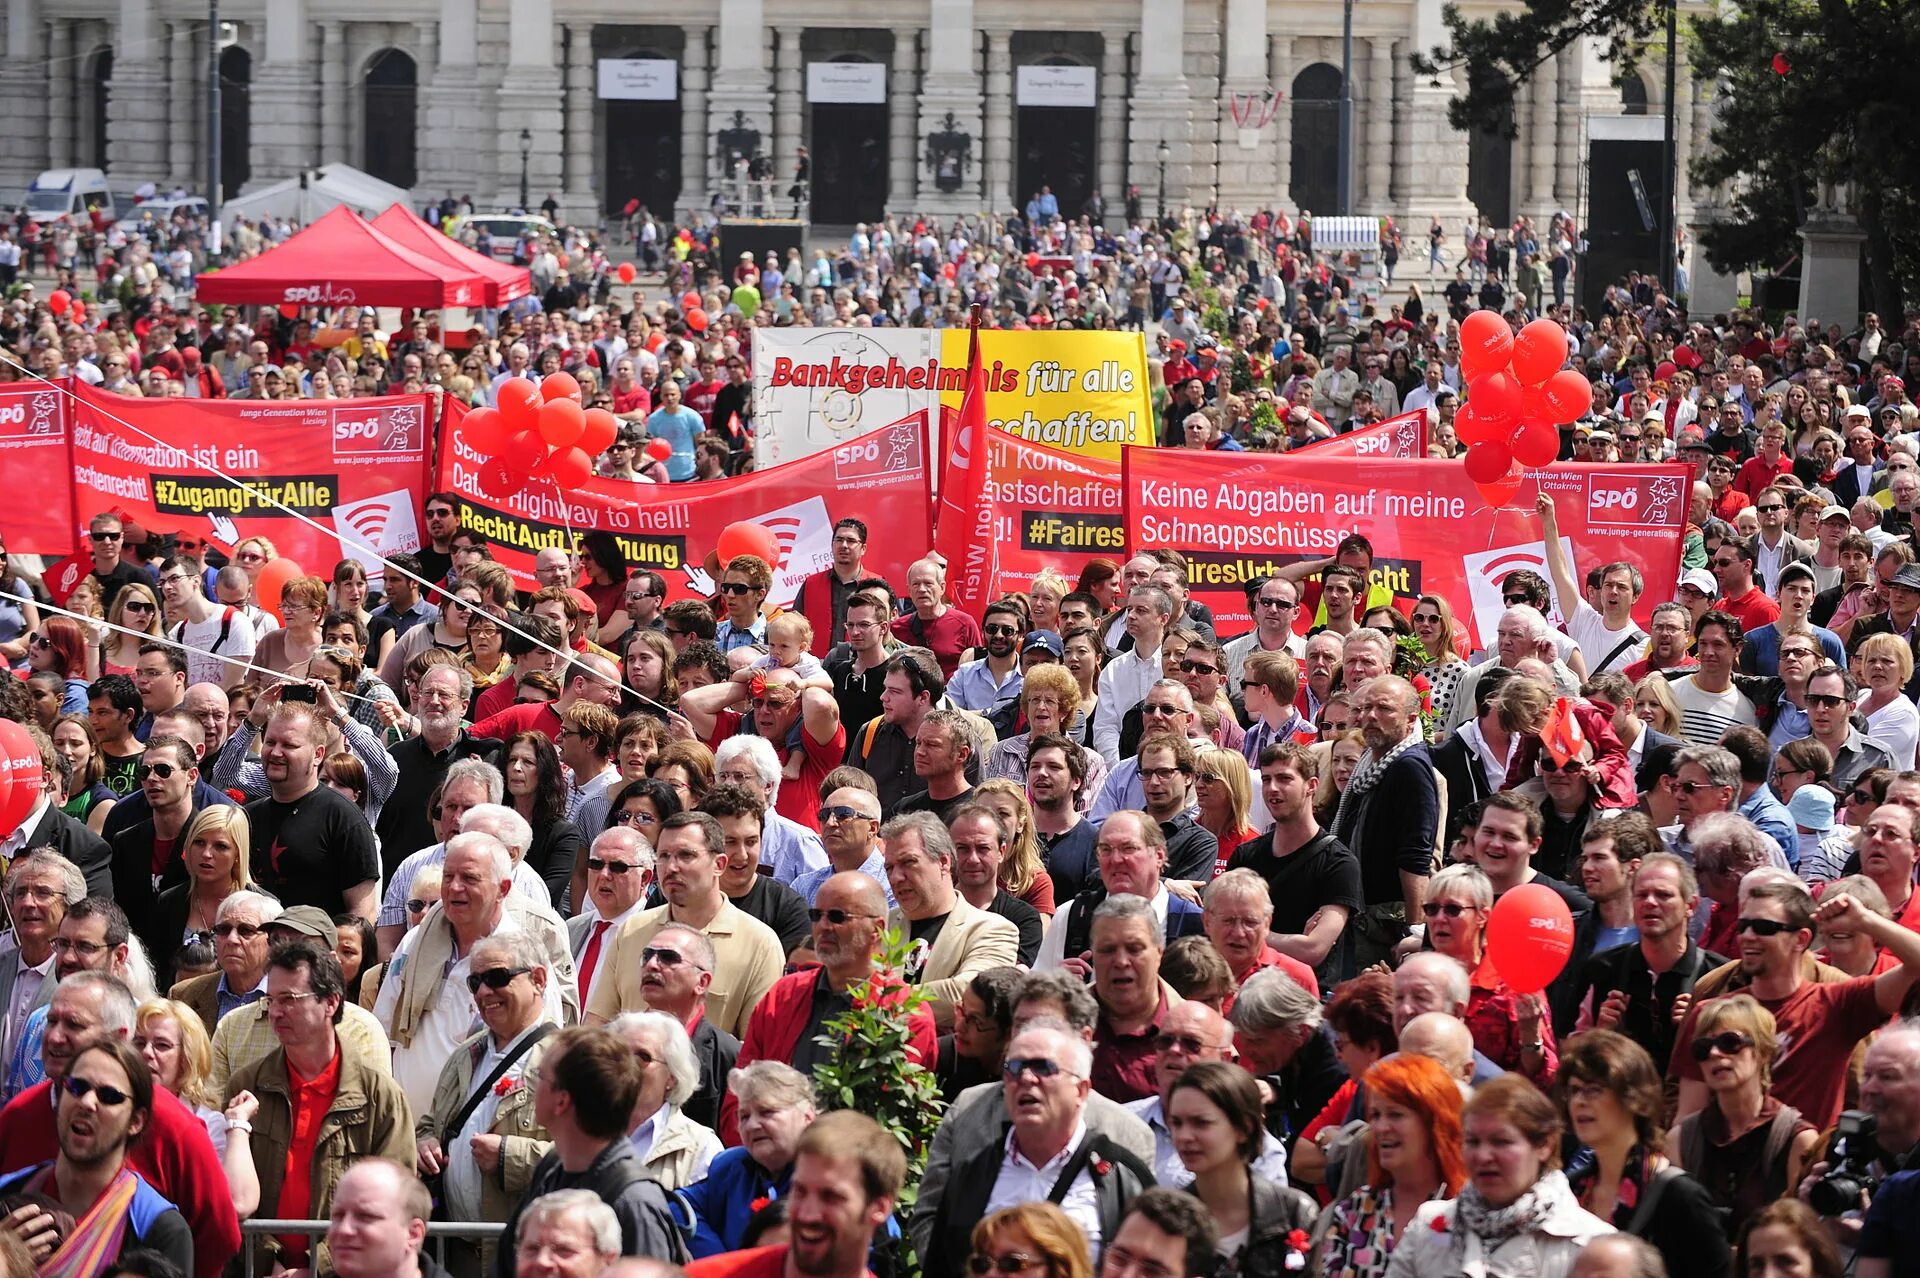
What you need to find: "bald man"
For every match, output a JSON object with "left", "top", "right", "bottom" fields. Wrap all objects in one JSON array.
[
  {"left": 1123, "top": 1000, "right": 1289, "bottom": 1186},
  {"left": 1396, "top": 1012, "right": 1476, "bottom": 1087},
  {"left": 792, "top": 787, "right": 892, "bottom": 909}
]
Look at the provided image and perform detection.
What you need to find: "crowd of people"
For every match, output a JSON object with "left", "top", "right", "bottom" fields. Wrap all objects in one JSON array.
[{"left": 4, "top": 179, "right": 1920, "bottom": 1278}]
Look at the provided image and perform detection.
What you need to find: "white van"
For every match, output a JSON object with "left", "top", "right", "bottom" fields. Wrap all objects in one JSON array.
[{"left": 24, "top": 168, "right": 118, "bottom": 222}]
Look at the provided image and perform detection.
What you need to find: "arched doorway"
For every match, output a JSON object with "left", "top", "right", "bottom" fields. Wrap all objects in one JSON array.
[
  {"left": 1465, "top": 68, "right": 1514, "bottom": 225},
  {"left": 1290, "top": 63, "right": 1341, "bottom": 217},
  {"left": 90, "top": 49, "right": 113, "bottom": 169},
  {"left": 219, "top": 46, "right": 252, "bottom": 198},
  {"left": 1621, "top": 75, "right": 1650, "bottom": 115},
  {"left": 808, "top": 54, "right": 890, "bottom": 224},
  {"left": 363, "top": 49, "right": 417, "bottom": 189},
  {"left": 1015, "top": 56, "right": 1098, "bottom": 219},
  {"left": 603, "top": 49, "right": 681, "bottom": 218}
]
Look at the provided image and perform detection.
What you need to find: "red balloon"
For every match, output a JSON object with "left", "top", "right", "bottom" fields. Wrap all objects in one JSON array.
[
  {"left": 685, "top": 307, "right": 709, "bottom": 333},
  {"left": 1542, "top": 369, "right": 1595, "bottom": 424},
  {"left": 616, "top": 262, "right": 637, "bottom": 284},
  {"left": 579, "top": 408, "right": 620, "bottom": 456},
  {"left": 1511, "top": 420, "right": 1560, "bottom": 467},
  {"left": 1476, "top": 463, "right": 1528, "bottom": 510},
  {"left": 644, "top": 438, "right": 674, "bottom": 463},
  {"left": 252, "top": 558, "right": 305, "bottom": 623},
  {"left": 497, "top": 378, "right": 543, "bottom": 432},
  {"left": 47, "top": 290, "right": 71, "bottom": 316},
  {"left": 278, "top": 303, "right": 301, "bottom": 320},
  {"left": 537, "top": 397, "right": 586, "bottom": 449},
  {"left": 1486, "top": 883, "right": 1577, "bottom": 994},
  {"left": 0, "top": 718, "right": 43, "bottom": 833},
  {"left": 541, "top": 446, "right": 594, "bottom": 490},
  {"left": 540, "top": 371, "right": 581, "bottom": 404},
  {"left": 1453, "top": 403, "right": 1501, "bottom": 446},
  {"left": 463, "top": 406, "right": 511, "bottom": 459},
  {"left": 476, "top": 458, "right": 527, "bottom": 501},
  {"left": 1463, "top": 440, "right": 1515, "bottom": 484},
  {"left": 1673, "top": 343, "right": 1699, "bottom": 370},
  {"left": 1509, "top": 318, "right": 1569, "bottom": 387},
  {"left": 682, "top": 291, "right": 701, "bottom": 311},
  {"left": 715, "top": 521, "right": 781, "bottom": 569},
  {"left": 502, "top": 429, "right": 548, "bottom": 476},
  {"left": 1459, "top": 310, "right": 1514, "bottom": 383},
  {"left": 1470, "top": 371, "right": 1525, "bottom": 425},
  {"left": 1771, "top": 51, "right": 1792, "bottom": 76}
]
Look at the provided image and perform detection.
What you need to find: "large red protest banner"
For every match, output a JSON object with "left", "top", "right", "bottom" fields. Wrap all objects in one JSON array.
[
  {"left": 436, "top": 401, "right": 934, "bottom": 605},
  {"left": 0, "top": 381, "right": 80, "bottom": 555},
  {"left": 1121, "top": 449, "right": 1689, "bottom": 642},
  {"left": 61, "top": 382, "right": 436, "bottom": 579},
  {"left": 977, "top": 410, "right": 1429, "bottom": 597}
]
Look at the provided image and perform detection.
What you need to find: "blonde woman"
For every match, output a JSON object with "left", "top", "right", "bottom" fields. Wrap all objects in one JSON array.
[
  {"left": 1027, "top": 568, "right": 1071, "bottom": 634},
  {"left": 134, "top": 998, "right": 262, "bottom": 1216},
  {"left": 63, "top": 575, "right": 108, "bottom": 665},
  {"left": 1409, "top": 594, "right": 1469, "bottom": 725},
  {"left": 152, "top": 805, "right": 253, "bottom": 987},
  {"left": 975, "top": 778, "right": 1054, "bottom": 915},
  {"left": 1854, "top": 632, "right": 1918, "bottom": 769},
  {"left": 100, "top": 580, "right": 162, "bottom": 675},
  {"left": 1632, "top": 674, "right": 1684, "bottom": 737},
  {"left": 1193, "top": 746, "right": 1257, "bottom": 876}
]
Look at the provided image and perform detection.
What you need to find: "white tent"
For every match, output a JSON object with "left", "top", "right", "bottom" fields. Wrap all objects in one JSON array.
[{"left": 221, "top": 163, "right": 415, "bottom": 227}]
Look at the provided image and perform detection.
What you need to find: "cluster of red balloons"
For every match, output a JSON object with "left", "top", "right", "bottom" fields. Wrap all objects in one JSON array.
[
  {"left": 678, "top": 291, "right": 708, "bottom": 334},
  {"left": 1455, "top": 313, "right": 1588, "bottom": 507},
  {"left": 0, "top": 719, "right": 45, "bottom": 834},
  {"left": 463, "top": 375, "right": 621, "bottom": 500}
]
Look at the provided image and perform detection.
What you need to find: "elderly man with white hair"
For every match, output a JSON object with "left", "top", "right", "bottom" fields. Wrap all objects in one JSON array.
[
  {"left": 1440, "top": 605, "right": 1582, "bottom": 734},
  {"left": 377, "top": 761, "right": 549, "bottom": 956},
  {"left": 458, "top": 803, "right": 580, "bottom": 1003},
  {"left": 712, "top": 735, "right": 827, "bottom": 885},
  {"left": 1228, "top": 967, "right": 1349, "bottom": 1141},
  {"left": 510, "top": 1189, "right": 624, "bottom": 1278},
  {"left": 167, "top": 887, "right": 285, "bottom": 1034},
  {"left": 1392, "top": 951, "right": 1504, "bottom": 1083},
  {"left": 608, "top": 1011, "right": 721, "bottom": 1190},
  {"left": 375, "top": 831, "right": 573, "bottom": 1110}
]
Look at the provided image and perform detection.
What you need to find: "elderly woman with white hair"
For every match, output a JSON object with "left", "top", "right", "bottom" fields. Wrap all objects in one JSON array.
[
  {"left": 680, "top": 1061, "right": 818, "bottom": 1257},
  {"left": 608, "top": 1011, "right": 721, "bottom": 1190},
  {"left": 1227, "top": 966, "right": 1349, "bottom": 1142},
  {"left": 512, "top": 1188, "right": 623, "bottom": 1278},
  {"left": 1420, "top": 860, "right": 1556, "bottom": 1084},
  {"left": 711, "top": 734, "right": 828, "bottom": 885}
]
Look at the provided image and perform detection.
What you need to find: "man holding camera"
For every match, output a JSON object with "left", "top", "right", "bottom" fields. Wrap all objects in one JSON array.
[{"left": 1825, "top": 1022, "right": 1920, "bottom": 1269}]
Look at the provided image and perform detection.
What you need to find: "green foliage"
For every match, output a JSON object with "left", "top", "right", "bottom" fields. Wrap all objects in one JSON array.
[{"left": 1228, "top": 348, "right": 1256, "bottom": 394}]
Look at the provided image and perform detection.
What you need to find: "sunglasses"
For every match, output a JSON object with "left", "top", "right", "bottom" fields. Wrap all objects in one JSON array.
[
  {"left": 1002, "top": 1057, "right": 1078, "bottom": 1082},
  {"left": 969, "top": 1257, "right": 1039, "bottom": 1277},
  {"left": 139, "top": 760, "right": 188, "bottom": 782},
  {"left": 1804, "top": 693, "right": 1848, "bottom": 708},
  {"left": 63, "top": 1075, "right": 132, "bottom": 1107},
  {"left": 1735, "top": 916, "right": 1795, "bottom": 937},
  {"left": 640, "top": 946, "right": 692, "bottom": 966},
  {"left": 1501, "top": 593, "right": 1532, "bottom": 605},
  {"left": 465, "top": 965, "right": 531, "bottom": 994},
  {"left": 807, "top": 907, "right": 878, "bottom": 926},
  {"left": 1689, "top": 1030, "right": 1755, "bottom": 1061},
  {"left": 983, "top": 624, "right": 1021, "bottom": 638},
  {"left": 1140, "top": 704, "right": 1183, "bottom": 716},
  {"left": 406, "top": 899, "right": 433, "bottom": 914},
  {"left": 719, "top": 582, "right": 758, "bottom": 596},
  {"left": 1152, "top": 1032, "right": 1213, "bottom": 1055},
  {"left": 1536, "top": 756, "right": 1587, "bottom": 773},
  {"left": 817, "top": 806, "right": 871, "bottom": 824},
  {"left": 1255, "top": 597, "right": 1296, "bottom": 610},
  {"left": 1757, "top": 504, "right": 1786, "bottom": 513},
  {"left": 1675, "top": 780, "right": 1730, "bottom": 795},
  {"left": 89, "top": 530, "right": 123, "bottom": 541},
  {"left": 1850, "top": 788, "right": 1876, "bottom": 804},
  {"left": 212, "top": 921, "right": 263, "bottom": 939},
  {"left": 1177, "top": 660, "right": 1218, "bottom": 675},
  {"left": 123, "top": 600, "right": 156, "bottom": 614},
  {"left": 1421, "top": 901, "right": 1473, "bottom": 919}
]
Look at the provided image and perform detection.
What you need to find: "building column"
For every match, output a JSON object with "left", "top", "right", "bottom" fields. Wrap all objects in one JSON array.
[
  {"left": 1272, "top": 36, "right": 1293, "bottom": 206},
  {"left": 1130, "top": 0, "right": 1191, "bottom": 212},
  {"left": 106, "top": 0, "right": 168, "bottom": 186},
  {"left": 1389, "top": 39, "right": 1413, "bottom": 207},
  {"left": 1553, "top": 46, "right": 1578, "bottom": 214},
  {"left": 46, "top": 17, "right": 71, "bottom": 170},
  {"left": 249, "top": 0, "right": 312, "bottom": 182},
  {"left": 1215, "top": 0, "right": 1274, "bottom": 210},
  {"left": 1097, "top": 33, "right": 1127, "bottom": 210},
  {"left": 416, "top": 0, "right": 476, "bottom": 199},
  {"left": 1, "top": 0, "right": 50, "bottom": 185},
  {"left": 1405, "top": 0, "right": 1471, "bottom": 219},
  {"left": 562, "top": 25, "right": 595, "bottom": 219},
  {"left": 982, "top": 30, "right": 1012, "bottom": 211},
  {"left": 1673, "top": 71, "right": 1695, "bottom": 219},
  {"left": 319, "top": 22, "right": 346, "bottom": 166},
  {"left": 772, "top": 25, "right": 802, "bottom": 195},
  {"left": 678, "top": 25, "right": 711, "bottom": 217},
  {"left": 913, "top": 0, "right": 980, "bottom": 212},
  {"left": 1363, "top": 37, "right": 1392, "bottom": 211},
  {"left": 886, "top": 32, "right": 918, "bottom": 212},
  {"left": 167, "top": 22, "right": 195, "bottom": 188},
  {"left": 706, "top": 0, "right": 772, "bottom": 201},
  {"left": 497, "top": 0, "right": 562, "bottom": 209},
  {"left": 1526, "top": 47, "right": 1556, "bottom": 215}
]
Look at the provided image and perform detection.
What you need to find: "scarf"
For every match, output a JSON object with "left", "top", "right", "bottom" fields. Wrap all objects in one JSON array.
[
  {"left": 1331, "top": 724, "right": 1423, "bottom": 844},
  {"left": 39, "top": 1167, "right": 139, "bottom": 1278},
  {"left": 1451, "top": 1168, "right": 1571, "bottom": 1263},
  {"left": 387, "top": 910, "right": 462, "bottom": 1049}
]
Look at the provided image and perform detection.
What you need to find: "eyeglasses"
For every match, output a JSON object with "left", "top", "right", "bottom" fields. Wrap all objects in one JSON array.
[
  {"left": 719, "top": 582, "right": 757, "bottom": 596},
  {"left": 1735, "top": 916, "right": 1794, "bottom": 937},
  {"left": 63, "top": 1075, "right": 131, "bottom": 1107},
  {"left": 137, "top": 762, "right": 184, "bottom": 780},
  {"left": 51, "top": 937, "right": 111, "bottom": 957},
  {"left": 1675, "top": 780, "right": 1730, "bottom": 795},
  {"left": 969, "top": 1255, "right": 1041, "bottom": 1276},
  {"left": 817, "top": 806, "right": 872, "bottom": 825},
  {"left": 808, "top": 907, "right": 878, "bottom": 926},
  {"left": 212, "top": 921, "right": 264, "bottom": 940},
  {"left": 1421, "top": 901, "right": 1473, "bottom": 919},
  {"left": 406, "top": 899, "right": 433, "bottom": 914},
  {"left": 465, "top": 966, "right": 531, "bottom": 994},
  {"left": 1002, "top": 1057, "right": 1082, "bottom": 1082},
  {"left": 1690, "top": 1030, "right": 1755, "bottom": 1061},
  {"left": 264, "top": 992, "right": 319, "bottom": 1010},
  {"left": 1152, "top": 1032, "right": 1213, "bottom": 1055}
]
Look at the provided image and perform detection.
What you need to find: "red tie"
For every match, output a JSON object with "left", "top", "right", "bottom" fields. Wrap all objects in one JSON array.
[{"left": 579, "top": 920, "right": 612, "bottom": 1001}]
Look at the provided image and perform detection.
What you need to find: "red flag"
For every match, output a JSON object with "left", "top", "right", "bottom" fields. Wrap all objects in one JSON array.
[{"left": 934, "top": 307, "right": 995, "bottom": 616}]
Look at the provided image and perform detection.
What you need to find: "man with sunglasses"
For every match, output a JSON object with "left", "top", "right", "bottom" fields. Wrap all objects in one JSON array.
[
  {"left": 83, "top": 513, "right": 146, "bottom": 614},
  {"left": 1121, "top": 997, "right": 1284, "bottom": 1186},
  {"left": 948, "top": 601, "right": 1028, "bottom": 714},
  {"left": 1224, "top": 577, "right": 1306, "bottom": 692},
  {"left": 105, "top": 735, "right": 201, "bottom": 931},
  {"left": 568, "top": 828, "right": 656, "bottom": 1010},
  {"left": 719, "top": 872, "right": 935, "bottom": 1143},
  {"left": 1804, "top": 663, "right": 1896, "bottom": 794},
  {"left": 166, "top": 889, "right": 280, "bottom": 1035},
  {"left": 1674, "top": 881, "right": 1920, "bottom": 1134},
  {"left": 791, "top": 787, "right": 892, "bottom": 909}
]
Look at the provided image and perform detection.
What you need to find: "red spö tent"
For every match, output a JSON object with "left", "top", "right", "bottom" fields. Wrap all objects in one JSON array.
[
  {"left": 194, "top": 205, "right": 493, "bottom": 308},
  {"left": 369, "top": 205, "right": 533, "bottom": 307}
]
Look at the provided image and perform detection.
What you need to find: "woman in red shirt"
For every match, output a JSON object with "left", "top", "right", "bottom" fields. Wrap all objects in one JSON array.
[{"left": 1195, "top": 746, "right": 1257, "bottom": 878}]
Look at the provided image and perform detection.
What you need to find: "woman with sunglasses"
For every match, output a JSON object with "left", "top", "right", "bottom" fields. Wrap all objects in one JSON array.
[
  {"left": 1192, "top": 747, "right": 1257, "bottom": 878},
  {"left": 1409, "top": 594, "right": 1468, "bottom": 726},
  {"left": 505, "top": 731, "right": 582, "bottom": 910},
  {"left": 27, "top": 615, "right": 93, "bottom": 711},
  {"left": 150, "top": 806, "right": 253, "bottom": 989},
  {"left": 966, "top": 1203, "right": 1092, "bottom": 1278},
  {"left": 52, "top": 713, "right": 117, "bottom": 834},
  {"left": 100, "top": 581, "right": 162, "bottom": 676},
  {"left": 1166, "top": 1061, "right": 1316, "bottom": 1275},
  {"left": 1422, "top": 863, "right": 1557, "bottom": 1083}
]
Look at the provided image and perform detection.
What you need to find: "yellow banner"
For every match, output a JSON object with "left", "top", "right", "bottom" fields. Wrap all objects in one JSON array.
[{"left": 933, "top": 330, "right": 1155, "bottom": 460}]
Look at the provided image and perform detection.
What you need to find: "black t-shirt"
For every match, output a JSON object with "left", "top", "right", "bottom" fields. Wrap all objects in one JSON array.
[
  {"left": 895, "top": 786, "right": 972, "bottom": 827},
  {"left": 827, "top": 651, "right": 888, "bottom": 733},
  {"left": 731, "top": 874, "right": 810, "bottom": 956},
  {"left": 415, "top": 546, "right": 453, "bottom": 589},
  {"left": 1225, "top": 828, "right": 1364, "bottom": 938},
  {"left": 90, "top": 560, "right": 149, "bottom": 614},
  {"left": 1707, "top": 427, "right": 1756, "bottom": 461},
  {"left": 100, "top": 748, "right": 143, "bottom": 798},
  {"left": 246, "top": 783, "right": 380, "bottom": 914}
]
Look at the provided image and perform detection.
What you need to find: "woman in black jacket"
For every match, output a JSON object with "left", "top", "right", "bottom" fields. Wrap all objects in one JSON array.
[{"left": 1169, "top": 1062, "right": 1317, "bottom": 1278}]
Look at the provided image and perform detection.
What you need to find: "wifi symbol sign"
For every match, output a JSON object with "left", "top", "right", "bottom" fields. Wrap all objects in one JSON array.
[
  {"left": 344, "top": 504, "right": 392, "bottom": 545},
  {"left": 1478, "top": 550, "right": 1548, "bottom": 582},
  {"left": 762, "top": 515, "right": 806, "bottom": 567}
]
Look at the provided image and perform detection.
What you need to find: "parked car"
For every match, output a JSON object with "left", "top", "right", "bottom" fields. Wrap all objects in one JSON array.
[{"left": 447, "top": 213, "right": 559, "bottom": 261}]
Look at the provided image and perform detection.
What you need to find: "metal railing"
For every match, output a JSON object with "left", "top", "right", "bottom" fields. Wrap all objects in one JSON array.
[{"left": 238, "top": 1219, "right": 506, "bottom": 1278}]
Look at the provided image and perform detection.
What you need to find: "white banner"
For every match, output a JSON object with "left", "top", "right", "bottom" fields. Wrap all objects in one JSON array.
[
  {"left": 806, "top": 61, "right": 887, "bottom": 104},
  {"left": 754, "top": 329, "right": 939, "bottom": 468},
  {"left": 597, "top": 58, "right": 678, "bottom": 101},
  {"left": 1016, "top": 65, "right": 1097, "bottom": 108}
]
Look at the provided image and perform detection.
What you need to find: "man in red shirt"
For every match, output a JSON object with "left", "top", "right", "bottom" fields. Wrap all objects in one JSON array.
[
  {"left": 678, "top": 667, "right": 846, "bottom": 831},
  {"left": 471, "top": 651, "right": 623, "bottom": 744},
  {"left": 1708, "top": 538, "right": 1781, "bottom": 634},
  {"left": 890, "top": 558, "right": 982, "bottom": 678},
  {"left": 1733, "top": 421, "right": 1794, "bottom": 499},
  {"left": 1672, "top": 879, "right": 1920, "bottom": 1133}
]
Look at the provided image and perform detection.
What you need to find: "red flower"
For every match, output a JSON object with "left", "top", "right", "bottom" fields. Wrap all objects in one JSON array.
[
  {"left": 748, "top": 671, "right": 769, "bottom": 698},
  {"left": 493, "top": 1075, "right": 520, "bottom": 1097},
  {"left": 1092, "top": 1158, "right": 1112, "bottom": 1177},
  {"left": 750, "top": 1197, "right": 772, "bottom": 1214},
  {"left": 1771, "top": 51, "right": 1792, "bottom": 75},
  {"left": 1285, "top": 1230, "right": 1310, "bottom": 1252},
  {"left": 1411, "top": 674, "right": 1432, "bottom": 693},
  {"left": 1430, "top": 1215, "right": 1449, "bottom": 1233}
]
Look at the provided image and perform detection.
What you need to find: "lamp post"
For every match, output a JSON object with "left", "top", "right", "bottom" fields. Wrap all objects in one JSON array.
[
  {"left": 207, "top": 0, "right": 221, "bottom": 243},
  {"left": 1156, "top": 138, "right": 1170, "bottom": 219},
  {"left": 518, "top": 128, "right": 532, "bottom": 212},
  {"left": 1337, "top": 0, "right": 1353, "bottom": 215}
]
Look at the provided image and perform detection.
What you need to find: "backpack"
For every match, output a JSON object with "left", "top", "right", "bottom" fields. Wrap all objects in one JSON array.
[{"left": 172, "top": 606, "right": 239, "bottom": 657}]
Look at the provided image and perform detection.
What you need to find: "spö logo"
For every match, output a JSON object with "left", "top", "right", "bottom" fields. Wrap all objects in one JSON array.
[{"left": 1586, "top": 474, "right": 1683, "bottom": 528}]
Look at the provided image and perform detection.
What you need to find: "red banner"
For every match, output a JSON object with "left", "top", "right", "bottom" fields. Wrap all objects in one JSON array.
[
  {"left": 435, "top": 403, "right": 934, "bottom": 604},
  {"left": 1121, "top": 449, "right": 1689, "bottom": 642},
  {"left": 0, "top": 381, "right": 81, "bottom": 556},
  {"left": 1289, "top": 408, "right": 1429, "bottom": 459},
  {"left": 63, "top": 381, "right": 437, "bottom": 579}
]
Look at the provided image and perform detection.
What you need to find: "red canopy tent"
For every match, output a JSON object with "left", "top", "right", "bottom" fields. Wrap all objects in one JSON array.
[
  {"left": 369, "top": 205, "right": 532, "bottom": 307},
  {"left": 194, "top": 205, "right": 492, "bottom": 308}
]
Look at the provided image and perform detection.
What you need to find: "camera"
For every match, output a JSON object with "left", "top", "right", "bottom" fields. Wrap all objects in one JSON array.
[{"left": 1810, "top": 1110, "right": 1882, "bottom": 1216}]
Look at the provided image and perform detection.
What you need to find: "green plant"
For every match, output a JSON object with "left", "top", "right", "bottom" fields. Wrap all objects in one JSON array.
[{"left": 811, "top": 929, "right": 946, "bottom": 1277}]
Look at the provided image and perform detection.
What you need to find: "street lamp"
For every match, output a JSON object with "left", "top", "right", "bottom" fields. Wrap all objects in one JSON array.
[
  {"left": 518, "top": 128, "right": 532, "bottom": 212},
  {"left": 1156, "top": 138, "right": 1170, "bottom": 219}
]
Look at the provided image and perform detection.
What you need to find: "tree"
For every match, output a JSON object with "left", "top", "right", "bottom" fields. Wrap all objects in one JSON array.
[{"left": 1413, "top": 0, "right": 1920, "bottom": 315}]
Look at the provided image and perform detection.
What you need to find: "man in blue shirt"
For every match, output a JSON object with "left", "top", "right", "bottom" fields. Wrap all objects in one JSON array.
[{"left": 643, "top": 380, "right": 704, "bottom": 482}]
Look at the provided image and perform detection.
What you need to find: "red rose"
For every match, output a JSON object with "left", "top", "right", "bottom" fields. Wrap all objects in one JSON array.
[
  {"left": 1285, "top": 1230, "right": 1310, "bottom": 1251},
  {"left": 750, "top": 1197, "right": 772, "bottom": 1214},
  {"left": 1430, "top": 1215, "right": 1449, "bottom": 1233}
]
